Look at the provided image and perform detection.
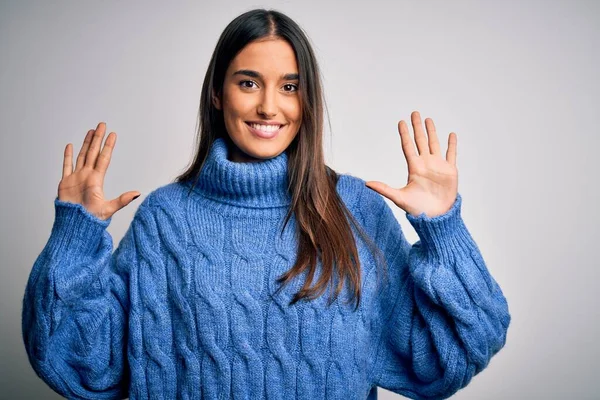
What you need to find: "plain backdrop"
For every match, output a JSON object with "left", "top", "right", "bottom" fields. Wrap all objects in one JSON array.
[{"left": 1, "top": 0, "right": 598, "bottom": 399}]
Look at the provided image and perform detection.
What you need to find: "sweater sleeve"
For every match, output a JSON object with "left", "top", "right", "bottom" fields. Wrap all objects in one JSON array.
[
  {"left": 21, "top": 197, "right": 147, "bottom": 400},
  {"left": 363, "top": 189, "right": 511, "bottom": 400}
]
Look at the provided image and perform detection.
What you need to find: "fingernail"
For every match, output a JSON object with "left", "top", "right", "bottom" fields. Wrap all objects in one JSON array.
[{"left": 133, "top": 194, "right": 140, "bottom": 200}]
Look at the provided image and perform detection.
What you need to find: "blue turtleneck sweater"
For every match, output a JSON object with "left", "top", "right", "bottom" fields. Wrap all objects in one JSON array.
[{"left": 22, "top": 137, "right": 510, "bottom": 400}]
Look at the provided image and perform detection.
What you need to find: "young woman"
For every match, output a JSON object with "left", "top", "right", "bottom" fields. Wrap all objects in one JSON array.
[{"left": 22, "top": 8, "right": 511, "bottom": 400}]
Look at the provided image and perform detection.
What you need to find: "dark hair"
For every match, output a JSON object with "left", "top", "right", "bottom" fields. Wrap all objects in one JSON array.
[{"left": 174, "top": 8, "right": 386, "bottom": 311}]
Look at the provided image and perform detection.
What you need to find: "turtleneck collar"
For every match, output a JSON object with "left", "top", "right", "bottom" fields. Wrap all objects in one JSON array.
[{"left": 192, "top": 137, "right": 292, "bottom": 208}]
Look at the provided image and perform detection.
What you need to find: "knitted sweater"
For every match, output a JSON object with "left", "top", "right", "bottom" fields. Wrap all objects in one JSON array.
[{"left": 22, "top": 137, "right": 511, "bottom": 400}]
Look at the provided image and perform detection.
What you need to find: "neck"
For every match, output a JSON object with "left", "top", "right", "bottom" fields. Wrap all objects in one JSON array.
[{"left": 225, "top": 139, "right": 262, "bottom": 163}]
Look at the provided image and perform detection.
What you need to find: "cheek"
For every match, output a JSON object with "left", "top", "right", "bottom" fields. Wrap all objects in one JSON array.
[
  {"left": 223, "top": 89, "right": 248, "bottom": 116},
  {"left": 284, "top": 99, "right": 302, "bottom": 123}
]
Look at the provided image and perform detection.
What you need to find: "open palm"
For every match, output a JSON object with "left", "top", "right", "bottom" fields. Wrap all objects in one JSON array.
[
  {"left": 58, "top": 122, "right": 140, "bottom": 221},
  {"left": 366, "top": 111, "right": 458, "bottom": 218}
]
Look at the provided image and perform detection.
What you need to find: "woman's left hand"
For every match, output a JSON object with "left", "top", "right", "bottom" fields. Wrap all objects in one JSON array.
[{"left": 366, "top": 111, "right": 459, "bottom": 218}]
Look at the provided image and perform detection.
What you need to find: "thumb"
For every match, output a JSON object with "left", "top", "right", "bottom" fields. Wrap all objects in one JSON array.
[
  {"left": 108, "top": 191, "right": 142, "bottom": 216},
  {"left": 365, "top": 181, "right": 404, "bottom": 209}
]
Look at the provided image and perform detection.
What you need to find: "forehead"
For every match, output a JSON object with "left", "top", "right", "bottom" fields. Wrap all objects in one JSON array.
[{"left": 228, "top": 39, "right": 298, "bottom": 74}]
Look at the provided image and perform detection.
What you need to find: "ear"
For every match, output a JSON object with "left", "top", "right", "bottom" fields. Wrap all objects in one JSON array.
[{"left": 212, "top": 90, "right": 222, "bottom": 110}]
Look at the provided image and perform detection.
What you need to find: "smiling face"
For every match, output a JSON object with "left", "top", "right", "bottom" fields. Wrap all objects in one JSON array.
[{"left": 212, "top": 38, "right": 302, "bottom": 162}]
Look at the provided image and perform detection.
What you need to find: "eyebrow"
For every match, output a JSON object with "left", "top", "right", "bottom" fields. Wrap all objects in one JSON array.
[{"left": 232, "top": 69, "right": 299, "bottom": 81}]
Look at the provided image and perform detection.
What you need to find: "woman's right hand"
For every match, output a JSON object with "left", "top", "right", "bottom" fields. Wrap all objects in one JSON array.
[{"left": 58, "top": 122, "right": 141, "bottom": 221}]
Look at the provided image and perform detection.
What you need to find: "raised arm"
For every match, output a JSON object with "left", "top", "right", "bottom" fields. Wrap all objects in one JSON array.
[
  {"left": 22, "top": 121, "right": 143, "bottom": 399},
  {"left": 362, "top": 111, "right": 510, "bottom": 398}
]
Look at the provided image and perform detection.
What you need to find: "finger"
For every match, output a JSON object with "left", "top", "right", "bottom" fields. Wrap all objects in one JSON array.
[
  {"left": 75, "top": 129, "right": 94, "bottom": 172},
  {"left": 365, "top": 181, "right": 399, "bottom": 204},
  {"left": 398, "top": 120, "right": 417, "bottom": 164},
  {"left": 107, "top": 191, "right": 141, "bottom": 216},
  {"left": 95, "top": 132, "right": 116, "bottom": 174},
  {"left": 62, "top": 143, "right": 73, "bottom": 179},
  {"left": 411, "top": 111, "right": 429, "bottom": 155},
  {"left": 85, "top": 122, "right": 107, "bottom": 168},
  {"left": 446, "top": 132, "right": 457, "bottom": 165},
  {"left": 425, "top": 117, "right": 442, "bottom": 156}
]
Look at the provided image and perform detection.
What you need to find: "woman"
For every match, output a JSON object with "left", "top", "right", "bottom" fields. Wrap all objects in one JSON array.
[{"left": 22, "top": 8, "right": 510, "bottom": 400}]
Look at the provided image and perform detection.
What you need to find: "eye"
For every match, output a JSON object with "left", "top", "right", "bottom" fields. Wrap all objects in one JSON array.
[
  {"left": 238, "top": 80, "right": 298, "bottom": 92},
  {"left": 239, "top": 80, "right": 258, "bottom": 89},
  {"left": 283, "top": 83, "right": 298, "bottom": 92}
]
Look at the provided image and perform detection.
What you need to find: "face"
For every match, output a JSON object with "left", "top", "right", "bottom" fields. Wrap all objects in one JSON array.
[{"left": 212, "top": 38, "right": 302, "bottom": 162}]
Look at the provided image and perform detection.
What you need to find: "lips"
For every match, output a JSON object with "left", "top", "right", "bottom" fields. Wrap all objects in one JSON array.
[{"left": 245, "top": 122, "right": 285, "bottom": 139}]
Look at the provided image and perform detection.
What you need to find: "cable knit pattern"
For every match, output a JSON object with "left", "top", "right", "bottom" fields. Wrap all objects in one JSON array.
[{"left": 22, "top": 137, "right": 510, "bottom": 400}]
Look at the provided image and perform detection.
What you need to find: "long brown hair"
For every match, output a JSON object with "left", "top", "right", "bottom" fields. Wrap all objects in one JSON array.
[{"left": 174, "top": 9, "right": 386, "bottom": 311}]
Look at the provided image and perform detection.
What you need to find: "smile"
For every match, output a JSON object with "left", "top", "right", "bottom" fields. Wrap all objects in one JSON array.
[{"left": 245, "top": 122, "right": 284, "bottom": 139}]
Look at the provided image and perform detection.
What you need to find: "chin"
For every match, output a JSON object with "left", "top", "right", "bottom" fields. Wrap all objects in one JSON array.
[{"left": 226, "top": 123, "right": 297, "bottom": 161}]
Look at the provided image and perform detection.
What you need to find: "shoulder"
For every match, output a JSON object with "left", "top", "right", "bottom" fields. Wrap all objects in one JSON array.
[
  {"left": 123, "top": 181, "right": 195, "bottom": 246},
  {"left": 135, "top": 181, "right": 190, "bottom": 210},
  {"left": 335, "top": 173, "right": 387, "bottom": 210},
  {"left": 130, "top": 181, "right": 193, "bottom": 225},
  {"left": 335, "top": 172, "right": 389, "bottom": 226}
]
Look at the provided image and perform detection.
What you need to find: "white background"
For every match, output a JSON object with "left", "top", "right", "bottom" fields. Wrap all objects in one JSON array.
[{"left": 1, "top": 0, "right": 598, "bottom": 398}]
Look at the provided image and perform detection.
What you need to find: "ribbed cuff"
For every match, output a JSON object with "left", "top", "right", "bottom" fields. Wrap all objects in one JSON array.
[
  {"left": 405, "top": 193, "right": 477, "bottom": 262},
  {"left": 47, "top": 197, "right": 112, "bottom": 259}
]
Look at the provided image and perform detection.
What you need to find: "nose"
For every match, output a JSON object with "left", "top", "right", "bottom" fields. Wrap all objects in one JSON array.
[{"left": 257, "top": 89, "right": 277, "bottom": 118}]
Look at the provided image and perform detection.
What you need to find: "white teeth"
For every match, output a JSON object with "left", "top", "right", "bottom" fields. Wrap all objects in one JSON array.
[{"left": 250, "top": 123, "right": 281, "bottom": 132}]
